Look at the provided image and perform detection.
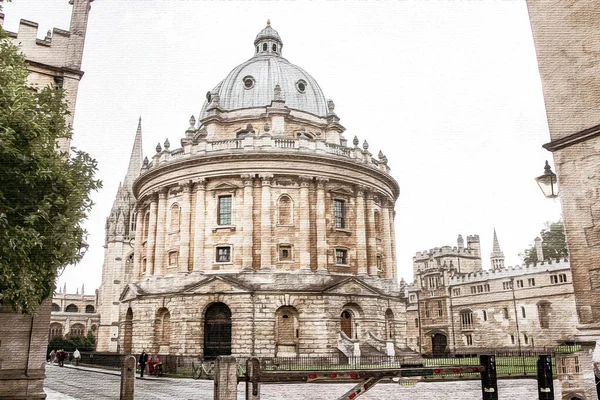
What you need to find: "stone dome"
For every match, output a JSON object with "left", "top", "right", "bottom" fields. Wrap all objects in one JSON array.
[{"left": 199, "top": 23, "right": 329, "bottom": 120}]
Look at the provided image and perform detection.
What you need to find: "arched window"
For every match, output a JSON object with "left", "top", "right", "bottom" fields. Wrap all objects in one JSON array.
[
  {"left": 49, "top": 323, "right": 63, "bottom": 339},
  {"left": 70, "top": 323, "right": 85, "bottom": 337},
  {"left": 521, "top": 306, "right": 526, "bottom": 318},
  {"left": 65, "top": 304, "right": 78, "bottom": 313},
  {"left": 537, "top": 301, "right": 551, "bottom": 329},
  {"left": 272, "top": 44, "right": 277, "bottom": 52},
  {"left": 130, "top": 211, "right": 137, "bottom": 234},
  {"left": 170, "top": 203, "right": 180, "bottom": 232},
  {"left": 263, "top": 43, "right": 267, "bottom": 51},
  {"left": 510, "top": 334, "right": 515, "bottom": 345},
  {"left": 276, "top": 306, "right": 299, "bottom": 344},
  {"left": 51, "top": 303, "right": 60, "bottom": 312},
  {"left": 277, "top": 195, "right": 293, "bottom": 225},
  {"left": 155, "top": 308, "right": 171, "bottom": 346},
  {"left": 385, "top": 309, "right": 394, "bottom": 339},
  {"left": 523, "top": 333, "right": 529, "bottom": 344},
  {"left": 460, "top": 310, "right": 473, "bottom": 330},
  {"left": 85, "top": 305, "right": 95, "bottom": 313}
]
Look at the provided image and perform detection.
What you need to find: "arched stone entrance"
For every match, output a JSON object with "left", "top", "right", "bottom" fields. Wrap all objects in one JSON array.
[
  {"left": 203, "top": 303, "right": 232, "bottom": 359},
  {"left": 123, "top": 308, "right": 133, "bottom": 354},
  {"left": 340, "top": 311, "right": 353, "bottom": 338},
  {"left": 431, "top": 332, "right": 447, "bottom": 358}
]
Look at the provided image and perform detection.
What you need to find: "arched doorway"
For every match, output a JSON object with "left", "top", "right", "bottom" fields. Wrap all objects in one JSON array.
[
  {"left": 431, "top": 333, "right": 447, "bottom": 358},
  {"left": 204, "top": 303, "right": 232, "bottom": 359},
  {"left": 123, "top": 308, "right": 133, "bottom": 354},
  {"left": 385, "top": 309, "right": 394, "bottom": 339},
  {"left": 275, "top": 306, "right": 299, "bottom": 356},
  {"left": 340, "top": 311, "right": 353, "bottom": 338}
]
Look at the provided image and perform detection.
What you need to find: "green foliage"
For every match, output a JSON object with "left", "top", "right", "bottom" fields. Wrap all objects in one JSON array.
[
  {"left": 523, "top": 220, "right": 568, "bottom": 265},
  {"left": 48, "top": 330, "right": 96, "bottom": 353},
  {"left": 0, "top": 28, "right": 101, "bottom": 313}
]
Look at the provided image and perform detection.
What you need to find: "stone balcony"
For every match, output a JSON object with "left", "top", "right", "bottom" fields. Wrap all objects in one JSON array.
[{"left": 142, "top": 134, "right": 391, "bottom": 175}]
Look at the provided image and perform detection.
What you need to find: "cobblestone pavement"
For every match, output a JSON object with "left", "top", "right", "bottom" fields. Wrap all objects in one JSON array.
[{"left": 45, "top": 364, "right": 560, "bottom": 399}]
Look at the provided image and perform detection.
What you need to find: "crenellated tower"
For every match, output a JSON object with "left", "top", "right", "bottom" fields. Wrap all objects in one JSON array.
[{"left": 97, "top": 118, "right": 143, "bottom": 352}]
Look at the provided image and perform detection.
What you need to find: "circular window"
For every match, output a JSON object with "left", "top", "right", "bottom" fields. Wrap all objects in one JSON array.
[
  {"left": 296, "top": 79, "right": 307, "bottom": 93},
  {"left": 243, "top": 76, "right": 255, "bottom": 90}
]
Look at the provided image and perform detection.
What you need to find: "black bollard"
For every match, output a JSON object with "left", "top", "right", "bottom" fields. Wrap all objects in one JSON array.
[
  {"left": 536, "top": 355, "right": 554, "bottom": 400},
  {"left": 480, "top": 355, "right": 498, "bottom": 400}
]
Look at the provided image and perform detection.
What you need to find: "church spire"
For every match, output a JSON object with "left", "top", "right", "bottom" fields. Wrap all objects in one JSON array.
[
  {"left": 123, "top": 117, "right": 144, "bottom": 189},
  {"left": 490, "top": 228, "right": 505, "bottom": 270}
]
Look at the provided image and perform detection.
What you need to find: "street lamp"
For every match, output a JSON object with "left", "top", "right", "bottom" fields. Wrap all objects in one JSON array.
[{"left": 535, "top": 160, "right": 558, "bottom": 199}]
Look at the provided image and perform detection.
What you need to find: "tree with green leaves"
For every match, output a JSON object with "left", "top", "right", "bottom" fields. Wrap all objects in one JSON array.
[
  {"left": 522, "top": 220, "right": 569, "bottom": 264},
  {"left": 0, "top": 28, "right": 101, "bottom": 314}
]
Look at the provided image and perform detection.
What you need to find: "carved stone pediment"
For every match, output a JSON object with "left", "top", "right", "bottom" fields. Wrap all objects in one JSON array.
[
  {"left": 182, "top": 276, "right": 251, "bottom": 294},
  {"left": 323, "top": 278, "right": 382, "bottom": 296},
  {"left": 210, "top": 182, "right": 239, "bottom": 197}
]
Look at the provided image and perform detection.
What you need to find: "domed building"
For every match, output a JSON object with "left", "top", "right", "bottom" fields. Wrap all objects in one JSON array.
[{"left": 96, "top": 22, "right": 406, "bottom": 359}]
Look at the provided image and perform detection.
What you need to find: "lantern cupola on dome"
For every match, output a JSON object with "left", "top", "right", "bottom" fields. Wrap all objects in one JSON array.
[{"left": 254, "top": 19, "right": 282, "bottom": 56}]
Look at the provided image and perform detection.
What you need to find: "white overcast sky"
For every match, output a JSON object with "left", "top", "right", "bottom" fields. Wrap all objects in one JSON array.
[{"left": 3, "top": 0, "right": 562, "bottom": 294}]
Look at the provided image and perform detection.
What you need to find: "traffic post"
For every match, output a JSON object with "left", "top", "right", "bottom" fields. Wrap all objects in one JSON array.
[
  {"left": 480, "top": 355, "right": 498, "bottom": 400},
  {"left": 536, "top": 355, "right": 554, "bottom": 400}
]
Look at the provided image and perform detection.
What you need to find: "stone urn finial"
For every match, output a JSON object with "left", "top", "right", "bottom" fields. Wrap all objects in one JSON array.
[
  {"left": 164, "top": 138, "right": 170, "bottom": 150},
  {"left": 327, "top": 99, "right": 335, "bottom": 113},
  {"left": 353, "top": 136, "right": 359, "bottom": 146},
  {"left": 363, "top": 140, "right": 369, "bottom": 151},
  {"left": 143, "top": 156, "right": 149, "bottom": 166},
  {"left": 189, "top": 115, "right": 196, "bottom": 128},
  {"left": 156, "top": 142, "right": 162, "bottom": 153},
  {"left": 274, "top": 84, "right": 282, "bottom": 101}
]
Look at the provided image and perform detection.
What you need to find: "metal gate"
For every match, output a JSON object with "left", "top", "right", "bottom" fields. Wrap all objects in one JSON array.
[{"left": 204, "top": 303, "right": 232, "bottom": 359}]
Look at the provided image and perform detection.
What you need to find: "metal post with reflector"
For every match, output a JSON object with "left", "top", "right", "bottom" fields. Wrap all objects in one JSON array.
[
  {"left": 480, "top": 355, "right": 498, "bottom": 400},
  {"left": 537, "top": 355, "right": 554, "bottom": 400}
]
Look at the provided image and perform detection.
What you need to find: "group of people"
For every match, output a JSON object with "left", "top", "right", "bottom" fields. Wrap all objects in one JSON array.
[
  {"left": 138, "top": 350, "right": 163, "bottom": 377},
  {"left": 48, "top": 348, "right": 81, "bottom": 367}
]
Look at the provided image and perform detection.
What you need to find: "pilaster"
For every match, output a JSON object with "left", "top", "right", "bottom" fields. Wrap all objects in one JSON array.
[
  {"left": 145, "top": 193, "right": 158, "bottom": 276},
  {"left": 153, "top": 188, "right": 168, "bottom": 275},
  {"left": 366, "top": 189, "right": 378, "bottom": 276},
  {"left": 299, "top": 176, "right": 312, "bottom": 270},
  {"left": 260, "top": 174, "right": 274, "bottom": 270},
  {"left": 382, "top": 198, "right": 394, "bottom": 279},
  {"left": 192, "top": 178, "right": 207, "bottom": 272},
  {"left": 133, "top": 204, "right": 144, "bottom": 278},
  {"left": 179, "top": 181, "right": 192, "bottom": 273},
  {"left": 355, "top": 185, "right": 368, "bottom": 275},
  {"left": 315, "top": 177, "right": 329, "bottom": 273},
  {"left": 241, "top": 174, "right": 254, "bottom": 271}
]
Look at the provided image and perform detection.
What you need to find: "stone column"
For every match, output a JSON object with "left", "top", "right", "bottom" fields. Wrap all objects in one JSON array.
[
  {"left": 192, "top": 178, "right": 207, "bottom": 272},
  {"left": 315, "top": 177, "right": 329, "bottom": 273},
  {"left": 355, "top": 186, "right": 368, "bottom": 275},
  {"left": 259, "top": 174, "right": 274, "bottom": 270},
  {"left": 179, "top": 181, "right": 192, "bottom": 273},
  {"left": 382, "top": 198, "right": 394, "bottom": 279},
  {"left": 241, "top": 174, "right": 254, "bottom": 271},
  {"left": 389, "top": 204, "right": 397, "bottom": 281},
  {"left": 299, "top": 176, "right": 312, "bottom": 270},
  {"left": 153, "top": 188, "right": 168, "bottom": 275},
  {"left": 133, "top": 204, "right": 144, "bottom": 278},
  {"left": 145, "top": 193, "right": 158, "bottom": 276},
  {"left": 366, "top": 190, "right": 378, "bottom": 275}
]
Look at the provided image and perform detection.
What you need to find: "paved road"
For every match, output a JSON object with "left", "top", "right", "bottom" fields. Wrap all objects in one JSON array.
[{"left": 45, "top": 364, "right": 558, "bottom": 399}]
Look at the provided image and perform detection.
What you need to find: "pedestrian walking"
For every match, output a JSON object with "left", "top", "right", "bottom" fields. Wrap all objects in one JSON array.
[
  {"left": 49, "top": 349, "right": 56, "bottom": 364},
  {"left": 138, "top": 350, "right": 148, "bottom": 377},
  {"left": 56, "top": 349, "right": 66, "bottom": 367},
  {"left": 73, "top": 348, "right": 81, "bottom": 366}
]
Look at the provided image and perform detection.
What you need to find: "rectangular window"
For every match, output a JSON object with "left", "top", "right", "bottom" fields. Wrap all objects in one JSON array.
[
  {"left": 437, "top": 300, "right": 443, "bottom": 317},
  {"left": 482, "top": 310, "right": 487, "bottom": 321},
  {"left": 216, "top": 246, "right": 231, "bottom": 263},
  {"left": 503, "top": 307, "right": 509, "bottom": 320},
  {"left": 409, "top": 295, "right": 416, "bottom": 302},
  {"left": 559, "top": 274, "right": 567, "bottom": 283},
  {"left": 453, "top": 288, "right": 461, "bottom": 296},
  {"left": 334, "top": 199, "right": 345, "bottom": 229},
  {"left": 516, "top": 280, "right": 524, "bottom": 288},
  {"left": 470, "top": 286, "right": 477, "bottom": 294},
  {"left": 484, "top": 284, "right": 490, "bottom": 292},
  {"left": 218, "top": 195, "right": 232, "bottom": 225},
  {"left": 377, "top": 256, "right": 383, "bottom": 272},
  {"left": 528, "top": 278, "right": 535, "bottom": 287},
  {"left": 335, "top": 249, "right": 347, "bottom": 265},
  {"left": 465, "top": 334, "right": 473, "bottom": 346},
  {"left": 279, "top": 245, "right": 292, "bottom": 261},
  {"left": 550, "top": 275, "right": 558, "bottom": 284},
  {"left": 460, "top": 312, "right": 473, "bottom": 330},
  {"left": 502, "top": 281, "right": 513, "bottom": 290}
]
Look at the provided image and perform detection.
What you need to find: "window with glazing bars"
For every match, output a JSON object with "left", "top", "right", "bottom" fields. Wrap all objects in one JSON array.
[
  {"left": 216, "top": 246, "right": 231, "bottom": 263},
  {"left": 335, "top": 249, "right": 347, "bottom": 265},
  {"left": 334, "top": 199, "right": 345, "bottom": 228},
  {"left": 218, "top": 196, "right": 232, "bottom": 225}
]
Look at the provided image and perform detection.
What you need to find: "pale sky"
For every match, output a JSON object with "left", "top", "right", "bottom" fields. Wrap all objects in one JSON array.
[{"left": 3, "top": 0, "right": 562, "bottom": 294}]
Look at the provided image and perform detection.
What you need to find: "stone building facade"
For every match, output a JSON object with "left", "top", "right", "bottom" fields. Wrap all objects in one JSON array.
[
  {"left": 96, "top": 23, "right": 407, "bottom": 359},
  {"left": 49, "top": 285, "right": 99, "bottom": 341},
  {"left": 0, "top": 2, "right": 93, "bottom": 399},
  {"left": 406, "top": 233, "right": 578, "bottom": 356}
]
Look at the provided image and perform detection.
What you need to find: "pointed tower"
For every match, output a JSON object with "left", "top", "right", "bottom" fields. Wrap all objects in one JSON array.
[
  {"left": 97, "top": 119, "right": 143, "bottom": 352},
  {"left": 490, "top": 228, "right": 505, "bottom": 270}
]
